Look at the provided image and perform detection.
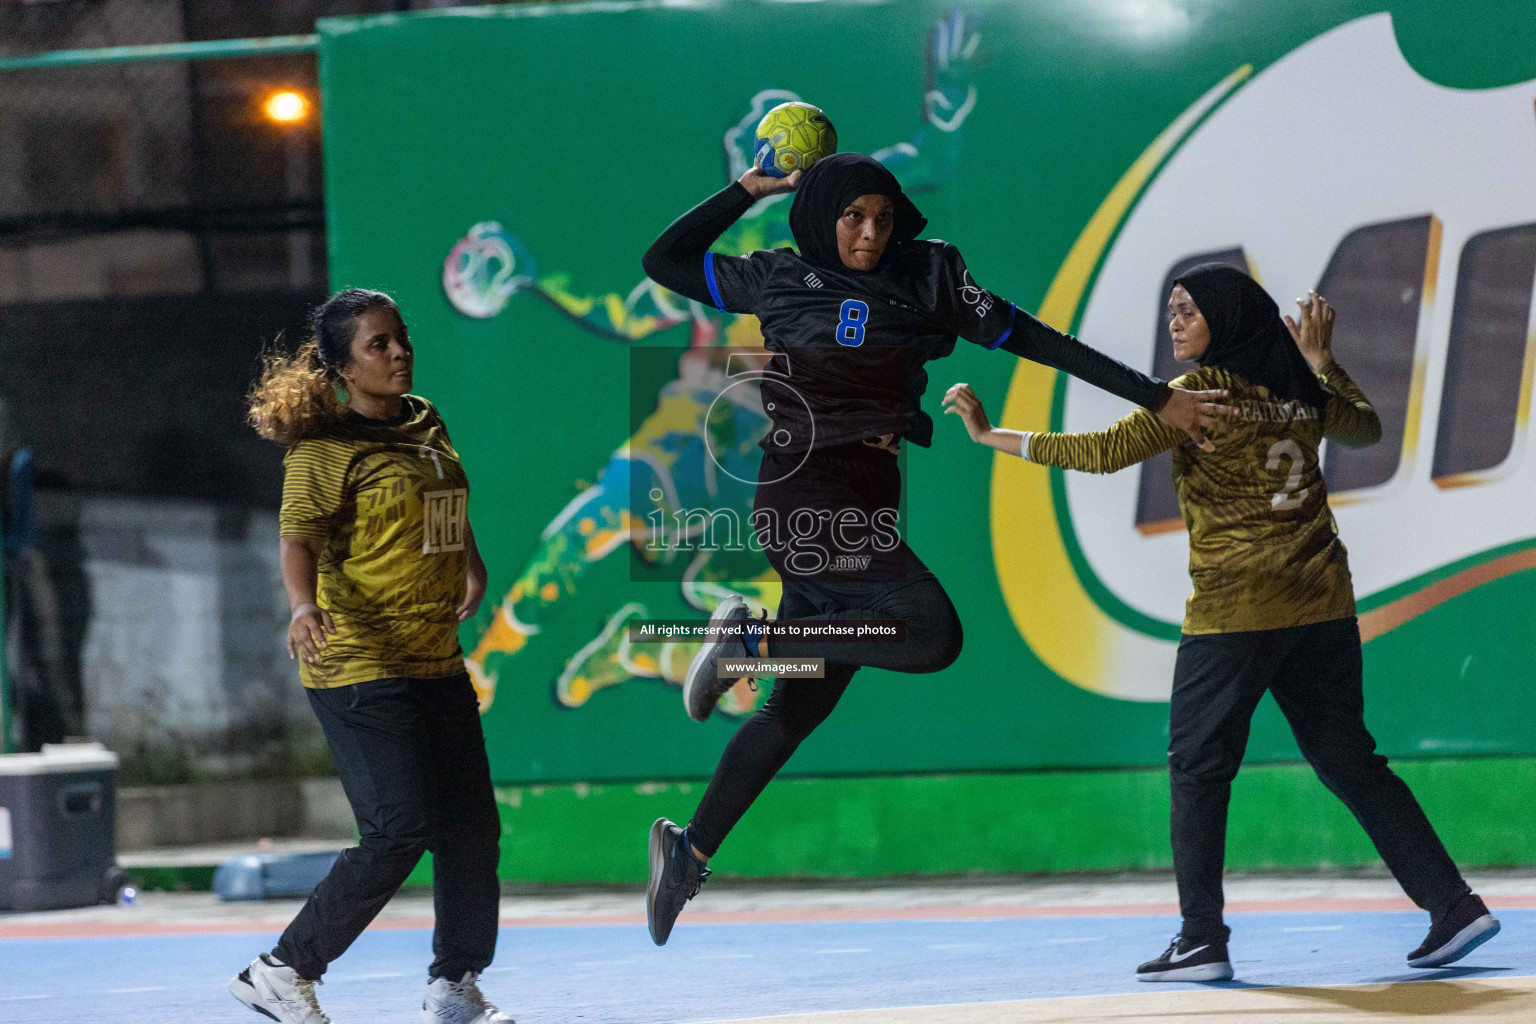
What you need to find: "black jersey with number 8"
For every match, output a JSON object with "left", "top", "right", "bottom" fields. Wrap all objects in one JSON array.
[{"left": 706, "top": 240, "right": 1017, "bottom": 452}]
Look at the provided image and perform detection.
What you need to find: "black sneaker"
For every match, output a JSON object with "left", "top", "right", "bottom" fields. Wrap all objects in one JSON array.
[
  {"left": 646, "top": 817, "right": 710, "bottom": 946},
  {"left": 1136, "top": 933, "right": 1234, "bottom": 982},
  {"left": 1409, "top": 892, "right": 1500, "bottom": 967},
  {"left": 682, "top": 595, "right": 751, "bottom": 722}
]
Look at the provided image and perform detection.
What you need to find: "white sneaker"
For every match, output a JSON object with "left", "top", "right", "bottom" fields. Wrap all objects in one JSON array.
[
  {"left": 230, "top": 954, "right": 332, "bottom": 1023},
  {"left": 423, "top": 972, "right": 514, "bottom": 1023}
]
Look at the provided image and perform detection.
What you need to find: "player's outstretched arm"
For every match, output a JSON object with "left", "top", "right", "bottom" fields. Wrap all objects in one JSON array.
[
  {"left": 642, "top": 168, "right": 801, "bottom": 303},
  {"left": 1285, "top": 291, "right": 1382, "bottom": 449},
  {"left": 991, "top": 308, "right": 1233, "bottom": 452},
  {"left": 934, "top": 245, "right": 1233, "bottom": 451},
  {"left": 942, "top": 382, "right": 1024, "bottom": 456},
  {"left": 944, "top": 382, "right": 1179, "bottom": 473}
]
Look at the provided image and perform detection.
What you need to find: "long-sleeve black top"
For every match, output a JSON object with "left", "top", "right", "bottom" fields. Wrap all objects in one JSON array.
[{"left": 643, "top": 184, "right": 1170, "bottom": 452}]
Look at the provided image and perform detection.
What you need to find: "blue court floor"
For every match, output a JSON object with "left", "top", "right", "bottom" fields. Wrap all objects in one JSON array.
[{"left": 1, "top": 905, "right": 1531, "bottom": 1023}]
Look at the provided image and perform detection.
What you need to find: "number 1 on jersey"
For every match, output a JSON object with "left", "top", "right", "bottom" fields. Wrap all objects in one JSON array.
[{"left": 836, "top": 299, "right": 869, "bottom": 347}]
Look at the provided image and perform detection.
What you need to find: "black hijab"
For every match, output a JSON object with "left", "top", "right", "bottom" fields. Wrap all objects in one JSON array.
[
  {"left": 1174, "top": 263, "right": 1328, "bottom": 409},
  {"left": 788, "top": 153, "right": 927, "bottom": 272}
]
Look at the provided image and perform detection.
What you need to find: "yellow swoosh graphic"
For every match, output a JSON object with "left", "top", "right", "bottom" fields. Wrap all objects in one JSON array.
[{"left": 990, "top": 65, "right": 1251, "bottom": 701}]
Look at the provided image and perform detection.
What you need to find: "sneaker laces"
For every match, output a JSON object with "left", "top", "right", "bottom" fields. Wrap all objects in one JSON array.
[
  {"left": 687, "top": 863, "right": 712, "bottom": 901},
  {"left": 674, "top": 833, "right": 712, "bottom": 900},
  {"left": 294, "top": 978, "right": 331, "bottom": 1023},
  {"left": 446, "top": 973, "right": 494, "bottom": 1014}
]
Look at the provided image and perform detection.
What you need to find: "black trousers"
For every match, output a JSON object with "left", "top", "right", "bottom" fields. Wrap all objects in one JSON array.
[
  {"left": 687, "top": 445, "right": 963, "bottom": 857},
  {"left": 1170, "top": 617, "right": 1469, "bottom": 943},
  {"left": 274, "top": 673, "right": 501, "bottom": 981}
]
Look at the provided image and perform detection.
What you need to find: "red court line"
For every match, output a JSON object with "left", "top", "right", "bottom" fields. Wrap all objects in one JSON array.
[{"left": 5, "top": 894, "right": 1535, "bottom": 941}]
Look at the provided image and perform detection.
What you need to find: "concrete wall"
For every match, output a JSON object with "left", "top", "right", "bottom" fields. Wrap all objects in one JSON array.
[
  {"left": 117, "top": 777, "right": 353, "bottom": 850},
  {"left": 36, "top": 490, "right": 326, "bottom": 783}
]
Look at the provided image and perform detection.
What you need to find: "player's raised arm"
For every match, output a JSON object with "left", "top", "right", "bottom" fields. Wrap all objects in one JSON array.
[
  {"left": 928, "top": 244, "right": 1233, "bottom": 451},
  {"left": 943, "top": 382, "right": 1180, "bottom": 474},
  {"left": 1284, "top": 291, "right": 1382, "bottom": 449},
  {"left": 641, "top": 167, "right": 801, "bottom": 306}
]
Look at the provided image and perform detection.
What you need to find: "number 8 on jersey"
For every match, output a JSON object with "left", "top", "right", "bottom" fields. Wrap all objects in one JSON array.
[{"left": 836, "top": 299, "right": 868, "bottom": 347}]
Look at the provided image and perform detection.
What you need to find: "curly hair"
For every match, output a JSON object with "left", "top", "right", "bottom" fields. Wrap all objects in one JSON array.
[{"left": 247, "top": 288, "right": 399, "bottom": 445}]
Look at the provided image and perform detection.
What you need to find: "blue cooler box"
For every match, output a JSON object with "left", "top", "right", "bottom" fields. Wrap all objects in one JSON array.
[{"left": 0, "top": 743, "right": 127, "bottom": 912}]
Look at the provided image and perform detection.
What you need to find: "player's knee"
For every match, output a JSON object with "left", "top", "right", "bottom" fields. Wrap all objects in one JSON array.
[
  {"left": 1306, "top": 747, "right": 1390, "bottom": 787},
  {"left": 359, "top": 818, "right": 431, "bottom": 866},
  {"left": 909, "top": 606, "right": 963, "bottom": 673},
  {"left": 1168, "top": 747, "right": 1241, "bottom": 786}
]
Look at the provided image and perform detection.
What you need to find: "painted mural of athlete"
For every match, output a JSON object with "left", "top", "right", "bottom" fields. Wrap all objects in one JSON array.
[
  {"left": 464, "top": 9, "right": 987, "bottom": 716},
  {"left": 945, "top": 267, "right": 1500, "bottom": 980},
  {"left": 637, "top": 152, "right": 1233, "bottom": 946}
]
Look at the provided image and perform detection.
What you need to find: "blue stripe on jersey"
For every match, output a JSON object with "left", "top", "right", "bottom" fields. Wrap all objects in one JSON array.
[
  {"left": 703, "top": 253, "right": 726, "bottom": 313},
  {"left": 987, "top": 303, "right": 1018, "bottom": 350}
]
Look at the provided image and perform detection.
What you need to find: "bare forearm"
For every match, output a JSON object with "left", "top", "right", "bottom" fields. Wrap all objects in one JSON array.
[
  {"left": 279, "top": 536, "right": 323, "bottom": 612},
  {"left": 976, "top": 428, "right": 1026, "bottom": 457},
  {"left": 466, "top": 522, "right": 487, "bottom": 587}
]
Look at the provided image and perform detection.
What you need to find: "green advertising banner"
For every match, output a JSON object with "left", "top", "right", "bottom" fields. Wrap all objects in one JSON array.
[{"left": 319, "top": 0, "right": 1536, "bottom": 788}]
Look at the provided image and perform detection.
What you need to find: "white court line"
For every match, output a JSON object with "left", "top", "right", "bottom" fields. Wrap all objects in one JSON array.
[
  {"left": 813, "top": 948, "right": 870, "bottom": 955},
  {"left": 107, "top": 986, "right": 170, "bottom": 994},
  {"left": 1046, "top": 936, "right": 1107, "bottom": 944},
  {"left": 575, "top": 959, "right": 635, "bottom": 967},
  {"left": 0, "top": 995, "right": 51, "bottom": 1001},
  {"left": 928, "top": 943, "right": 990, "bottom": 950},
  {"left": 483, "top": 966, "right": 519, "bottom": 972},
  {"left": 697, "top": 953, "right": 755, "bottom": 960},
  {"left": 1282, "top": 926, "right": 1345, "bottom": 933}
]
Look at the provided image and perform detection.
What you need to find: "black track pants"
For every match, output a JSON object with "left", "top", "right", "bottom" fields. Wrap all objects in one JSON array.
[
  {"left": 274, "top": 673, "right": 501, "bottom": 981},
  {"left": 687, "top": 445, "right": 963, "bottom": 858},
  {"left": 1169, "top": 617, "right": 1469, "bottom": 943}
]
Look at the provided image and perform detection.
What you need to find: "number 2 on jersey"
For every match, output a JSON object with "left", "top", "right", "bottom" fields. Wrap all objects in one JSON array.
[
  {"left": 1266, "top": 439, "right": 1309, "bottom": 511},
  {"left": 836, "top": 299, "right": 868, "bottom": 347}
]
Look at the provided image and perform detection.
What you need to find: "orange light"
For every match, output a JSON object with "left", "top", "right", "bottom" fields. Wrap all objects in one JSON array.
[{"left": 265, "top": 91, "right": 308, "bottom": 123}]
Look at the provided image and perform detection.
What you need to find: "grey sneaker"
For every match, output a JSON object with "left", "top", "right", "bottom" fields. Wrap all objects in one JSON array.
[
  {"left": 682, "top": 595, "right": 751, "bottom": 721},
  {"left": 646, "top": 817, "right": 710, "bottom": 945}
]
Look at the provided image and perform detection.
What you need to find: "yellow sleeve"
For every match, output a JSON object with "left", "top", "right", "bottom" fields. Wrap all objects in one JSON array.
[
  {"left": 1318, "top": 361, "right": 1382, "bottom": 449},
  {"left": 279, "top": 441, "right": 348, "bottom": 540},
  {"left": 1025, "top": 407, "right": 1182, "bottom": 474}
]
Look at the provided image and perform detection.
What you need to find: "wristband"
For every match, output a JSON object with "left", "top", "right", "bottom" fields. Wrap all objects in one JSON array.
[{"left": 291, "top": 603, "right": 321, "bottom": 623}]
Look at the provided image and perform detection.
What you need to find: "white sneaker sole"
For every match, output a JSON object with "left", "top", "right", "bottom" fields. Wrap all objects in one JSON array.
[
  {"left": 1137, "top": 961, "right": 1234, "bottom": 982},
  {"left": 229, "top": 971, "right": 279, "bottom": 1021},
  {"left": 421, "top": 1009, "right": 513, "bottom": 1024},
  {"left": 681, "top": 596, "right": 745, "bottom": 722},
  {"left": 646, "top": 817, "right": 670, "bottom": 945},
  {"left": 1409, "top": 914, "right": 1501, "bottom": 967}
]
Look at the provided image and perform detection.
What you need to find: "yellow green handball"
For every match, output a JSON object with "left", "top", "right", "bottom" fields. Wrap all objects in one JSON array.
[{"left": 753, "top": 101, "right": 837, "bottom": 178}]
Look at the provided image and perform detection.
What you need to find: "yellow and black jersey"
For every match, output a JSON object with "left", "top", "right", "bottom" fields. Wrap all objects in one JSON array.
[
  {"left": 280, "top": 395, "right": 470, "bottom": 688},
  {"left": 1023, "top": 362, "right": 1380, "bottom": 635}
]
